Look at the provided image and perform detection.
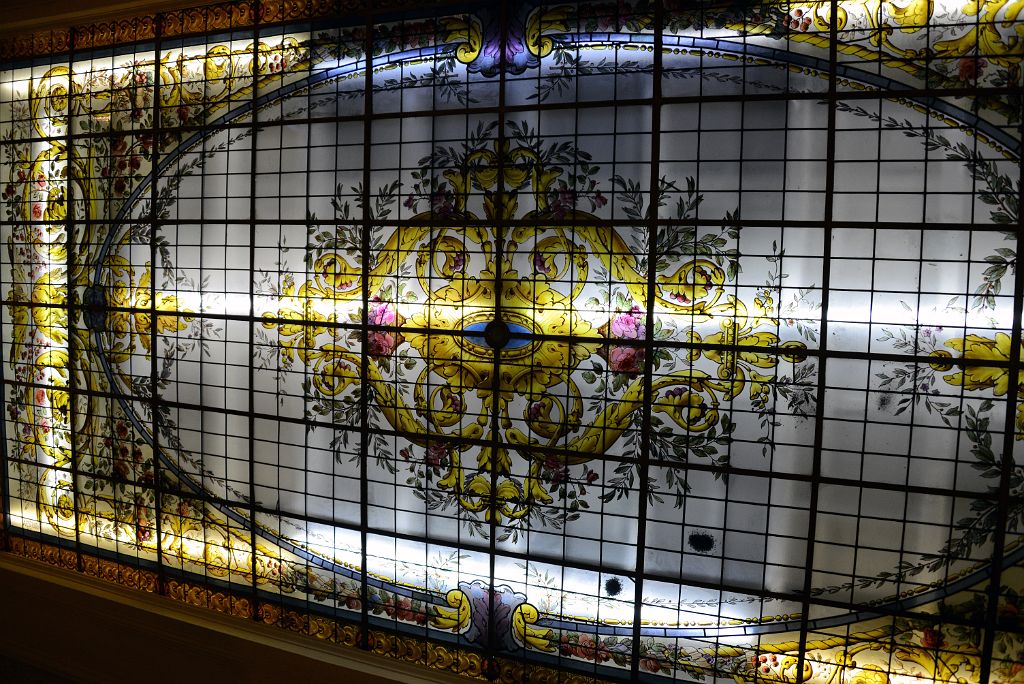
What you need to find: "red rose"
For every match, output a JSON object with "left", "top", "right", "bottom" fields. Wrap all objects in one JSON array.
[
  {"left": 921, "top": 627, "right": 944, "bottom": 649},
  {"left": 641, "top": 657, "right": 662, "bottom": 673},
  {"left": 113, "top": 459, "right": 130, "bottom": 480},
  {"left": 395, "top": 597, "right": 416, "bottom": 622},
  {"left": 367, "top": 330, "right": 397, "bottom": 356},
  {"left": 959, "top": 57, "right": 987, "bottom": 82},
  {"left": 549, "top": 466, "right": 569, "bottom": 485},
  {"left": 425, "top": 442, "right": 448, "bottom": 468},
  {"left": 606, "top": 345, "right": 644, "bottom": 374}
]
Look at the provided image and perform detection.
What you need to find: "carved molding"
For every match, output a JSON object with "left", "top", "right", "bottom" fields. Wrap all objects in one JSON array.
[
  {"left": 1, "top": 538, "right": 613, "bottom": 683},
  {"left": 0, "top": 0, "right": 471, "bottom": 61},
  {"left": 0, "top": 0, "right": 324, "bottom": 61},
  {"left": 0, "top": 544, "right": 480, "bottom": 684}
]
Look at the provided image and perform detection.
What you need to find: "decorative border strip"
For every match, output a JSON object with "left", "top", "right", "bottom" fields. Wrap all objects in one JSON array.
[
  {"left": 0, "top": 0, "right": 489, "bottom": 61},
  {"left": 1, "top": 0, "right": 331, "bottom": 61}
]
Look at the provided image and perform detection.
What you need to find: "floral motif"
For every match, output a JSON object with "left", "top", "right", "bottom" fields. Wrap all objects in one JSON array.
[
  {"left": 959, "top": 56, "right": 988, "bottom": 81},
  {"left": 366, "top": 297, "right": 403, "bottom": 356},
  {"left": 257, "top": 118, "right": 811, "bottom": 537},
  {"left": 598, "top": 306, "right": 646, "bottom": 375}
]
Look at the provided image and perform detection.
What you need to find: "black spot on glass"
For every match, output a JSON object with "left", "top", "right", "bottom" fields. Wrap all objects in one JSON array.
[
  {"left": 687, "top": 531, "right": 716, "bottom": 554},
  {"left": 604, "top": 577, "right": 622, "bottom": 596},
  {"left": 483, "top": 318, "right": 511, "bottom": 349}
]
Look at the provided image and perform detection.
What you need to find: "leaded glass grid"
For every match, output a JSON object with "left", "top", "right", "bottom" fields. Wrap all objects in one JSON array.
[{"left": 1, "top": 0, "right": 1023, "bottom": 681}]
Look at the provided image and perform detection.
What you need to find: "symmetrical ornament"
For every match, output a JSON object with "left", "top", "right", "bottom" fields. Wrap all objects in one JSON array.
[{"left": 261, "top": 127, "right": 809, "bottom": 530}]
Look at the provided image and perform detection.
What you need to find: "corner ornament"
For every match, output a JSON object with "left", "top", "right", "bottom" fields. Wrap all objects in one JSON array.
[
  {"left": 441, "top": 5, "right": 573, "bottom": 76},
  {"left": 431, "top": 580, "right": 553, "bottom": 653}
]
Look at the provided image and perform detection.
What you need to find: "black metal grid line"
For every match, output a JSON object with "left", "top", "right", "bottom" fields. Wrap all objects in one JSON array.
[
  {"left": 486, "top": 3, "right": 510, "bottom": 668},
  {"left": 66, "top": 29, "right": 84, "bottom": 577},
  {"left": 358, "top": 7, "right": 373, "bottom": 652},
  {"left": 1, "top": 85, "right": 1019, "bottom": 156},
  {"left": 630, "top": 1, "right": 662, "bottom": 675},
  {"left": 3, "top": 473, "right": 1022, "bottom": 635},
  {"left": 0, "top": 433, "right": 1010, "bottom": 504},
  {"left": 247, "top": 1, "right": 262, "bottom": 619},
  {"left": 795, "top": 1, "right": 840, "bottom": 680},
  {"left": 978, "top": 67, "right": 1024, "bottom": 684},
  {"left": 4, "top": 217, "right": 1021, "bottom": 234}
]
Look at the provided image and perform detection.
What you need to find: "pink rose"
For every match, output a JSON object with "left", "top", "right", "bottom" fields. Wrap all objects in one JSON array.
[
  {"left": 610, "top": 306, "right": 645, "bottom": 340},
  {"left": 368, "top": 297, "right": 396, "bottom": 326},
  {"left": 367, "top": 298, "right": 401, "bottom": 356}
]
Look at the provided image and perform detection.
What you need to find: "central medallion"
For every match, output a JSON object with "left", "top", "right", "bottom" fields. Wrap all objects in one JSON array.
[
  {"left": 462, "top": 318, "right": 503, "bottom": 350},
  {"left": 463, "top": 318, "right": 533, "bottom": 351},
  {"left": 246, "top": 120, "right": 811, "bottom": 535}
]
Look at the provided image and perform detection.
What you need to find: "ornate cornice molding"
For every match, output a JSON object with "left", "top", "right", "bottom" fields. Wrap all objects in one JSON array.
[
  {"left": 0, "top": 544, "right": 480, "bottom": 684},
  {"left": 0, "top": 0, "right": 336, "bottom": 62},
  {"left": 1, "top": 537, "right": 610, "bottom": 683},
  {"left": 0, "top": 0, "right": 471, "bottom": 62}
]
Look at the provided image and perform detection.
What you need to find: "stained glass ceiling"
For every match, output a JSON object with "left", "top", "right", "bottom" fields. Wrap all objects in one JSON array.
[{"left": 1, "top": 0, "right": 1023, "bottom": 681}]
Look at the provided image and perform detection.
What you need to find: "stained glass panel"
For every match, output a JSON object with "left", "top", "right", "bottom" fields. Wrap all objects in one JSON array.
[{"left": 1, "top": 1, "right": 1022, "bottom": 681}]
